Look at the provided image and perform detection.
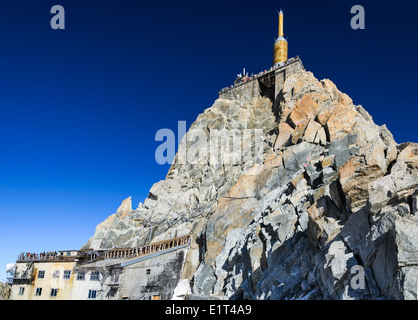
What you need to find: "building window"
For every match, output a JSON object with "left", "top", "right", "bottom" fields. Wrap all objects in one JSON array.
[
  {"left": 76, "top": 271, "right": 85, "bottom": 280},
  {"left": 146, "top": 269, "right": 151, "bottom": 275},
  {"left": 38, "top": 270, "right": 45, "bottom": 279},
  {"left": 90, "top": 271, "right": 99, "bottom": 281},
  {"left": 50, "top": 288, "right": 59, "bottom": 297},
  {"left": 35, "top": 287, "right": 42, "bottom": 296},
  {"left": 52, "top": 270, "right": 60, "bottom": 278},
  {"left": 63, "top": 270, "right": 71, "bottom": 279},
  {"left": 18, "top": 287, "right": 25, "bottom": 295},
  {"left": 88, "top": 290, "right": 97, "bottom": 299},
  {"left": 152, "top": 295, "right": 161, "bottom": 300}
]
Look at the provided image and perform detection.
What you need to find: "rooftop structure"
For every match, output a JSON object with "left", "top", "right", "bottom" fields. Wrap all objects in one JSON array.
[
  {"left": 219, "top": 11, "right": 303, "bottom": 103},
  {"left": 219, "top": 56, "right": 305, "bottom": 103}
]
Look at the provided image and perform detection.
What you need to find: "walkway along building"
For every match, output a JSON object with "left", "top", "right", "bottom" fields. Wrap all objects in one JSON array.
[{"left": 7, "top": 236, "right": 191, "bottom": 300}]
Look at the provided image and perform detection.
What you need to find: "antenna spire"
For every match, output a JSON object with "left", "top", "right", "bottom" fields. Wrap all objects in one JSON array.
[
  {"left": 278, "top": 10, "right": 284, "bottom": 37},
  {"left": 273, "top": 10, "right": 288, "bottom": 66}
]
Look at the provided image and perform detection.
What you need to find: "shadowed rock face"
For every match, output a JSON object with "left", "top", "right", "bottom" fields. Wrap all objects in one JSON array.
[{"left": 83, "top": 70, "right": 418, "bottom": 300}]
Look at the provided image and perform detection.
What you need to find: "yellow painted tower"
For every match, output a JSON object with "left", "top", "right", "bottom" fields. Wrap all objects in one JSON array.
[{"left": 273, "top": 10, "right": 288, "bottom": 65}]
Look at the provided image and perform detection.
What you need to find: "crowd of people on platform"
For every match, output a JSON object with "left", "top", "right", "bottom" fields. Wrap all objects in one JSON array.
[
  {"left": 219, "top": 57, "right": 298, "bottom": 93},
  {"left": 18, "top": 251, "right": 58, "bottom": 261}
]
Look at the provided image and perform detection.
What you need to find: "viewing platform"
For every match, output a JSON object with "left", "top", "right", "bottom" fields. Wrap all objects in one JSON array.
[
  {"left": 16, "top": 250, "right": 81, "bottom": 262},
  {"left": 218, "top": 56, "right": 303, "bottom": 96},
  {"left": 14, "top": 235, "right": 192, "bottom": 264}
]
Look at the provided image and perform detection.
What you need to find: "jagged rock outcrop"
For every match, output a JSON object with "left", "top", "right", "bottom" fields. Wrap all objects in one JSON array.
[
  {"left": 83, "top": 70, "right": 418, "bottom": 300},
  {"left": 0, "top": 282, "right": 10, "bottom": 300}
]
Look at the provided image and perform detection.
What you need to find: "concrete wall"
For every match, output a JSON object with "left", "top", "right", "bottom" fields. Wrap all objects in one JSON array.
[
  {"left": 219, "top": 79, "right": 261, "bottom": 102},
  {"left": 275, "top": 59, "right": 304, "bottom": 99},
  {"left": 120, "top": 248, "right": 187, "bottom": 300}
]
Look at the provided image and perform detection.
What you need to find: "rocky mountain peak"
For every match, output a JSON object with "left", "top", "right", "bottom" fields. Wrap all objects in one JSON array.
[{"left": 83, "top": 68, "right": 418, "bottom": 300}]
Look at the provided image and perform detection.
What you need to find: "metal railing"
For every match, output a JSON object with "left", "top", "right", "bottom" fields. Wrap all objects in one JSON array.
[
  {"left": 15, "top": 235, "right": 192, "bottom": 264},
  {"left": 104, "top": 235, "right": 191, "bottom": 260},
  {"left": 17, "top": 252, "right": 59, "bottom": 262}
]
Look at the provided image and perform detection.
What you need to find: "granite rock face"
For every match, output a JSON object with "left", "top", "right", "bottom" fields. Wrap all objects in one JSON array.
[
  {"left": 83, "top": 70, "right": 418, "bottom": 300},
  {"left": 0, "top": 282, "right": 10, "bottom": 300}
]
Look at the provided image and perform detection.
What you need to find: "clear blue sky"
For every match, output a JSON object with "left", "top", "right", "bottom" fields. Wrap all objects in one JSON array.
[{"left": 0, "top": 0, "right": 417, "bottom": 281}]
